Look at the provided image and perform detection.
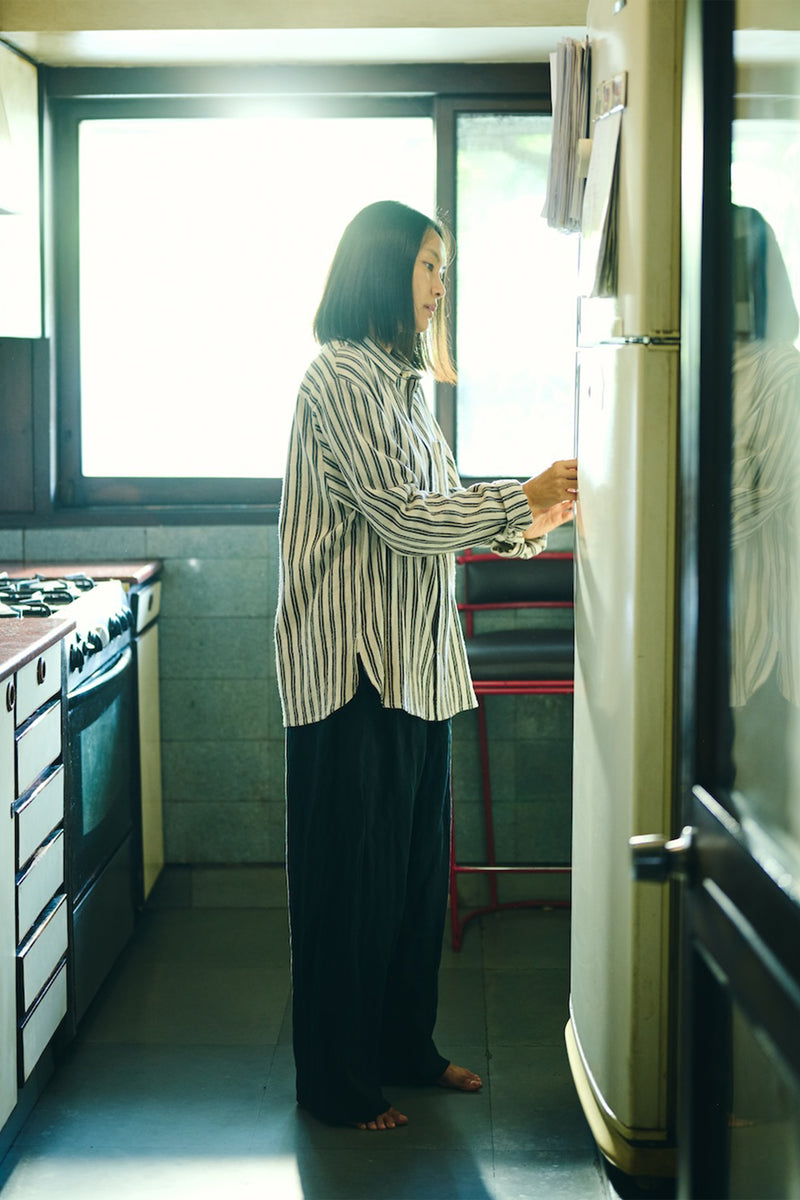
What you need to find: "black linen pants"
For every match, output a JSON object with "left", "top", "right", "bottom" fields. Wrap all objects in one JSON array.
[{"left": 285, "top": 672, "right": 451, "bottom": 1125}]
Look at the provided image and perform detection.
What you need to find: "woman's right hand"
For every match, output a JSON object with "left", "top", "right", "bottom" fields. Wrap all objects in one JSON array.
[{"left": 522, "top": 459, "right": 578, "bottom": 513}]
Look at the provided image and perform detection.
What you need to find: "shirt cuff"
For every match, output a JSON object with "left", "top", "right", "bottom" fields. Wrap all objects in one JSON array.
[
  {"left": 488, "top": 482, "right": 541, "bottom": 558},
  {"left": 490, "top": 530, "right": 547, "bottom": 559}
]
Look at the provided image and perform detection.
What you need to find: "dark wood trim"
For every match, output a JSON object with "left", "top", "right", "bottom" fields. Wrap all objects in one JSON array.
[
  {"left": 691, "top": 787, "right": 800, "bottom": 1049},
  {"left": 677, "top": 3, "right": 735, "bottom": 1197},
  {"left": 42, "top": 62, "right": 552, "bottom": 101}
]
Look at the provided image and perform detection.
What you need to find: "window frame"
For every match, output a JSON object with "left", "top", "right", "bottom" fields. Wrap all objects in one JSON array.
[{"left": 43, "top": 63, "right": 552, "bottom": 521}]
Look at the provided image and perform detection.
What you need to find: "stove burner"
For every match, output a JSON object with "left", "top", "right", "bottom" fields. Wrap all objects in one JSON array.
[
  {"left": 40, "top": 590, "right": 77, "bottom": 606},
  {"left": 0, "top": 600, "right": 53, "bottom": 618},
  {"left": 0, "top": 572, "right": 98, "bottom": 616},
  {"left": 64, "top": 574, "right": 96, "bottom": 592},
  {"left": 14, "top": 601, "right": 53, "bottom": 617}
]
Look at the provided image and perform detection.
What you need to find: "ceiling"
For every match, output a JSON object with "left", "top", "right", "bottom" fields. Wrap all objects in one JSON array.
[{"left": 1, "top": 27, "right": 585, "bottom": 68}]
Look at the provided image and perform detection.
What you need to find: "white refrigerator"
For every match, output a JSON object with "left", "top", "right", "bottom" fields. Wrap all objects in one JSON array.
[{"left": 565, "top": 0, "right": 684, "bottom": 1178}]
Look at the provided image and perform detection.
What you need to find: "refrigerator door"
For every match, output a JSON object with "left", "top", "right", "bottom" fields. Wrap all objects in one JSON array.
[
  {"left": 580, "top": 0, "right": 683, "bottom": 344},
  {"left": 567, "top": 340, "right": 679, "bottom": 1175}
]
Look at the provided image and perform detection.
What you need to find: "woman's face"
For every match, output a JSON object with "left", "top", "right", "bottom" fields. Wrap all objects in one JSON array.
[{"left": 412, "top": 229, "right": 447, "bottom": 334}]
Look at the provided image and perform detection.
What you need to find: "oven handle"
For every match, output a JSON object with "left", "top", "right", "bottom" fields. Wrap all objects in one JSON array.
[{"left": 69, "top": 645, "right": 133, "bottom": 703}]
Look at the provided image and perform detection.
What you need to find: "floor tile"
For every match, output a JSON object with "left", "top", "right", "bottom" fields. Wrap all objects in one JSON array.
[
  {"left": 488, "top": 1044, "right": 598, "bottom": 1160},
  {"left": 434, "top": 967, "right": 487, "bottom": 1046},
  {"left": 440, "top": 919, "right": 485, "bottom": 969},
  {"left": 290, "top": 1145, "right": 496, "bottom": 1200},
  {"left": 492, "top": 1152, "right": 606, "bottom": 1200},
  {"left": 0, "top": 906, "right": 609, "bottom": 1200},
  {"left": 122, "top": 907, "right": 291, "bottom": 972},
  {"left": 15, "top": 1043, "right": 274, "bottom": 1154},
  {"left": 480, "top": 908, "right": 571, "bottom": 970},
  {"left": 80, "top": 961, "right": 290, "bottom": 1046},
  {"left": 485, "top": 967, "right": 570, "bottom": 1047},
  {"left": 0, "top": 1151, "right": 305, "bottom": 1200}
]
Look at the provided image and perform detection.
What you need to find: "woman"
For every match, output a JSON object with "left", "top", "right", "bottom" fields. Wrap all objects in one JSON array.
[{"left": 275, "top": 200, "right": 577, "bottom": 1131}]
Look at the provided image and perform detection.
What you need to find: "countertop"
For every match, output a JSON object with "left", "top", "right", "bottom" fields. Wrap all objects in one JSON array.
[
  {"left": 0, "top": 615, "right": 75, "bottom": 682},
  {"left": 0, "top": 561, "right": 162, "bottom": 588},
  {"left": 0, "top": 560, "right": 162, "bottom": 680}
]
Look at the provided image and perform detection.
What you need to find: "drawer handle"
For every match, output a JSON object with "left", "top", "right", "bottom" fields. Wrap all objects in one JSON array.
[
  {"left": 36, "top": 658, "right": 46, "bottom": 686},
  {"left": 5, "top": 682, "right": 14, "bottom": 713}
]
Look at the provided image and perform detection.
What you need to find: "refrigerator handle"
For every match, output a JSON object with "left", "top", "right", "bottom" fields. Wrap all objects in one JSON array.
[{"left": 629, "top": 826, "right": 696, "bottom": 884}]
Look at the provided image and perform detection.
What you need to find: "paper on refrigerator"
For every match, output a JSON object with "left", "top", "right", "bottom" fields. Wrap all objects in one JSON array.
[{"left": 578, "top": 107, "right": 622, "bottom": 297}]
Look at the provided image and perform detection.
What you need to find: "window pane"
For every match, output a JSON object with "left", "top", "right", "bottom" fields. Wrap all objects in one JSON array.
[
  {"left": 455, "top": 113, "right": 578, "bottom": 477},
  {"left": 78, "top": 116, "right": 433, "bottom": 478}
]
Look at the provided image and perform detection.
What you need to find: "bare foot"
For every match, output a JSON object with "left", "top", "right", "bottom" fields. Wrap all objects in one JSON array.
[
  {"left": 438, "top": 1063, "right": 482, "bottom": 1092},
  {"left": 355, "top": 1105, "right": 409, "bottom": 1131}
]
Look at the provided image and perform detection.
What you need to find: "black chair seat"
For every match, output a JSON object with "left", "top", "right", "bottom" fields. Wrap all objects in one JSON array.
[
  {"left": 465, "top": 628, "right": 574, "bottom": 682},
  {"left": 464, "top": 555, "right": 574, "bottom": 606}
]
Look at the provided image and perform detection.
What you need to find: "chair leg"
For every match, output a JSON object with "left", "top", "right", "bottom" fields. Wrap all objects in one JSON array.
[{"left": 476, "top": 696, "right": 499, "bottom": 911}]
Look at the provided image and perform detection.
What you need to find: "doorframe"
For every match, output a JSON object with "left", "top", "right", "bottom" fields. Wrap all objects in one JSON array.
[
  {"left": 677, "top": 4, "right": 736, "bottom": 1194},
  {"left": 677, "top": 1, "right": 800, "bottom": 1197}
]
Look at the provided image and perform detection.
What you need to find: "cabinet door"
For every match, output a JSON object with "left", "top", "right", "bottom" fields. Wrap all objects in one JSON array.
[{"left": 0, "top": 681, "right": 17, "bottom": 1125}]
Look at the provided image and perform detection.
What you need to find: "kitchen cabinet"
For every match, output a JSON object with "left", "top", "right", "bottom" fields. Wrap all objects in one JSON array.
[
  {"left": 12, "top": 639, "right": 68, "bottom": 1084},
  {"left": 0, "top": 624, "right": 70, "bottom": 1127},
  {"left": 0, "top": 672, "right": 16, "bottom": 1128}
]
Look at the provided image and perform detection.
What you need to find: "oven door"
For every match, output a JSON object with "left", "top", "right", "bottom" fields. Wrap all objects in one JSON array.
[{"left": 67, "top": 645, "right": 137, "bottom": 1022}]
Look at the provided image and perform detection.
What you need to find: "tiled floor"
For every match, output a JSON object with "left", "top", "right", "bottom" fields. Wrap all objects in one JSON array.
[{"left": 0, "top": 901, "right": 608, "bottom": 1199}]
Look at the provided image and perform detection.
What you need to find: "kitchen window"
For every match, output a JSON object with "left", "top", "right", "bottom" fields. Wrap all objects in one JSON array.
[
  {"left": 77, "top": 113, "right": 434, "bottom": 482},
  {"left": 47, "top": 66, "right": 576, "bottom": 513}
]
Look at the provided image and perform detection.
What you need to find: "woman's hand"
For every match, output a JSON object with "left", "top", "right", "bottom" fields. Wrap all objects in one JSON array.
[
  {"left": 523, "top": 499, "right": 575, "bottom": 540},
  {"left": 522, "top": 459, "right": 578, "bottom": 513}
]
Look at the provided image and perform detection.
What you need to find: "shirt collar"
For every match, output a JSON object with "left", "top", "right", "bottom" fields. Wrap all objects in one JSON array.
[{"left": 360, "top": 337, "right": 422, "bottom": 388}]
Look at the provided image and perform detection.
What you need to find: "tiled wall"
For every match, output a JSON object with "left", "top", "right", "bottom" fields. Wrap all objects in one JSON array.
[{"left": 0, "top": 523, "right": 573, "bottom": 883}]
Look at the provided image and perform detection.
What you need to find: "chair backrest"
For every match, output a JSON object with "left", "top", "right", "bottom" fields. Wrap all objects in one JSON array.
[{"left": 458, "top": 548, "right": 574, "bottom": 612}]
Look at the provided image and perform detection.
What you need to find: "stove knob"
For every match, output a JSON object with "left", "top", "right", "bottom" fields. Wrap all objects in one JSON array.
[
  {"left": 108, "top": 616, "right": 121, "bottom": 638},
  {"left": 69, "top": 644, "right": 85, "bottom": 672},
  {"left": 87, "top": 632, "right": 103, "bottom": 653}
]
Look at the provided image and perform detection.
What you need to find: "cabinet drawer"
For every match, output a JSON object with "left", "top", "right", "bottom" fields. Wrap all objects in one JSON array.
[
  {"left": 17, "top": 830, "right": 64, "bottom": 944},
  {"left": 134, "top": 581, "right": 161, "bottom": 633},
  {"left": 19, "top": 960, "right": 67, "bottom": 1083},
  {"left": 16, "top": 644, "right": 62, "bottom": 727},
  {"left": 16, "top": 700, "right": 61, "bottom": 798},
  {"left": 17, "top": 894, "right": 68, "bottom": 1013},
  {"left": 16, "top": 765, "right": 65, "bottom": 868}
]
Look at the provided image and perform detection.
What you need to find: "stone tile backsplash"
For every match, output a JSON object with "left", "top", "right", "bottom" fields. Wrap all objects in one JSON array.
[{"left": 5, "top": 522, "right": 573, "bottom": 869}]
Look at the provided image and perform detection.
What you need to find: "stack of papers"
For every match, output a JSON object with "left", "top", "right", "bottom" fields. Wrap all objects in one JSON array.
[
  {"left": 543, "top": 37, "right": 591, "bottom": 233},
  {"left": 578, "top": 107, "right": 622, "bottom": 297}
]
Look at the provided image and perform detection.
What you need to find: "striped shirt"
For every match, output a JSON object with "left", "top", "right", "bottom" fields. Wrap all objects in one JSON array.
[
  {"left": 730, "top": 341, "right": 800, "bottom": 706},
  {"left": 275, "top": 338, "right": 545, "bottom": 726}
]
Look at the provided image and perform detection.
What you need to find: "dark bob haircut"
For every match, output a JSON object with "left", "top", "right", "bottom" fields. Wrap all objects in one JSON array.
[{"left": 313, "top": 200, "right": 457, "bottom": 384}]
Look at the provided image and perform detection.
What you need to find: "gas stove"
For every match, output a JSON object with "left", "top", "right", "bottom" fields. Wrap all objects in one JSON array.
[
  {"left": 0, "top": 572, "right": 134, "bottom": 691},
  {"left": 0, "top": 572, "right": 97, "bottom": 619}
]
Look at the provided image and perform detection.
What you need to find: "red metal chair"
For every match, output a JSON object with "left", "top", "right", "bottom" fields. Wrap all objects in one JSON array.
[{"left": 449, "top": 546, "right": 574, "bottom": 949}]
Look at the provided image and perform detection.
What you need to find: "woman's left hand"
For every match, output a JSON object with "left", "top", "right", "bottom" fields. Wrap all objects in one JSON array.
[{"left": 523, "top": 499, "right": 574, "bottom": 540}]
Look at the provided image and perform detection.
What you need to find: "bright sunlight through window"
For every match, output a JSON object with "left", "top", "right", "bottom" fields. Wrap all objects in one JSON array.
[
  {"left": 78, "top": 117, "right": 434, "bottom": 478},
  {"left": 455, "top": 114, "right": 578, "bottom": 477}
]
